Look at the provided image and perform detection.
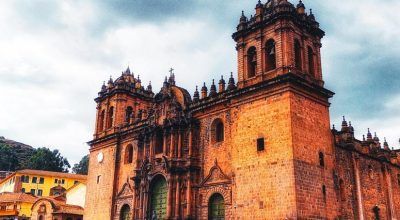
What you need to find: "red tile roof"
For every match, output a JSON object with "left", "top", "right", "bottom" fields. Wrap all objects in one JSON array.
[{"left": 0, "top": 192, "right": 37, "bottom": 203}]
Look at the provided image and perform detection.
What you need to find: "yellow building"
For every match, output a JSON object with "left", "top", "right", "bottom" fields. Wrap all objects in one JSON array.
[
  {"left": 0, "top": 170, "right": 86, "bottom": 197},
  {"left": 31, "top": 183, "right": 86, "bottom": 220},
  {"left": 0, "top": 192, "right": 37, "bottom": 220}
]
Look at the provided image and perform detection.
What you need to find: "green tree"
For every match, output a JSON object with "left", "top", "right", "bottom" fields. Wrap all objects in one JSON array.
[
  {"left": 72, "top": 155, "right": 89, "bottom": 175},
  {"left": 0, "top": 144, "right": 18, "bottom": 171},
  {"left": 26, "top": 147, "right": 70, "bottom": 172}
]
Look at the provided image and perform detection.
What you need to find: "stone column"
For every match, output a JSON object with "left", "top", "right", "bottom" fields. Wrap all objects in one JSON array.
[
  {"left": 166, "top": 176, "right": 173, "bottom": 219},
  {"left": 188, "top": 128, "right": 193, "bottom": 158},
  {"left": 163, "top": 129, "right": 168, "bottom": 154},
  {"left": 139, "top": 185, "right": 144, "bottom": 219},
  {"left": 384, "top": 165, "right": 397, "bottom": 220},
  {"left": 352, "top": 154, "right": 364, "bottom": 220},
  {"left": 149, "top": 134, "right": 154, "bottom": 159},
  {"left": 175, "top": 177, "right": 181, "bottom": 218},
  {"left": 186, "top": 173, "right": 192, "bottom": 218},
  {"left": 177, "top": 129, "right": 182, "bottom": 158},
  {"left": 169, "top": 129, "right": 175, "bottom": 158}
]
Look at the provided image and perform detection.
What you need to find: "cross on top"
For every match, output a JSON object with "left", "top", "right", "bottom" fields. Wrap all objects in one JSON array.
[{"left": 169, "top": 67, "right": 174, "bottom": 75}]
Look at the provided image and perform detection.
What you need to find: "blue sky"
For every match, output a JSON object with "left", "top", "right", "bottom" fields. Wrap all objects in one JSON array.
[{"left": 0, "top": 0, "right": 399, "bottom": 166}]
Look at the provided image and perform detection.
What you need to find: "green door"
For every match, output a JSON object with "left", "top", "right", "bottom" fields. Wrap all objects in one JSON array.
[
  {"left": 209, "top": 194, "right": 225, "bottom": 220},
  {"left": 150, "top": 177, "right": 167, "bottom": 219}
]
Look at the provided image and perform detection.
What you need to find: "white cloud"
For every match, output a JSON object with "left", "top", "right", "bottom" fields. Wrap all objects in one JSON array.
[{"left": 0, "top": 0, "right": 399, "bottom": 167}]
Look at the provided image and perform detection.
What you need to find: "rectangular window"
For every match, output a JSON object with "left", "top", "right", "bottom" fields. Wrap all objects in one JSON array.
[
  {"left": 32, "top": 177, "right": 37, "bottom": 183},
  {"left": 0, "top": 206, "right": 5, "bottom": 210},
  {"left": 22, "top": 176, "right": 29, "bottom": 183},
  {"left": 30, "top": 189, "right": 36, "bottom": 195},
  {"left": 21, "top": 188, "right": 25, "bottom": 193},
  {"left": 257, "top": 138, "right": 265, "bottom": 152},
  {"left": 54, "top": 178, "right": 58, "bottom": 184},
  {"left": 39, "top": 177, "right": 44, "bottom": 184},
  {"left": 61, "top": 179, "right": 65, "bottom": 184},
  {"left": 319, "top": 152, "right": 325, "bottom": 167},
  {"left": 37, "top": 189, "right": 43, "bottom": 196}
]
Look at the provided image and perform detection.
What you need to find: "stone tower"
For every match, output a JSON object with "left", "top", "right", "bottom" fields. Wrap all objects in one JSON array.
[{"left": 227, "top": 0, "right": 337, "bottom": 218}]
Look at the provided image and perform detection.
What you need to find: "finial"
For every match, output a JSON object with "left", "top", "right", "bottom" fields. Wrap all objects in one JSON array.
[
  {"left": 332, "top": 124, "right": 335, "bottom": 130},
  {"left": 125, "top": 66, "right": 131, "bottom": 74},
  {"left": 367, "top": 128, "right": 373, "bottom": 140},
  {"left": 374, "top": 132, "right": 380, "bottom": 142},
  {"left": 219, "top": 75, "right": 225, "bottom": 84},
  {"left": 210, "top": 79, "right": 217, "bottom": 97},
  {"left": 309, "top": 9, "right": 315, "bottom": 20},
  {"left": 256, "top": 0, "right": 263, "bottom": 8},
  {"left": 341, "top": 116, "right": 348, "bottom": 128},
  {"left": 147, "top": 81, "right": 152, "bottom": 92},
  {"left": 363, "top": 135, "right": 366, "bottom": 141},
  {"left": 193, "top": 85, "right": 200, "bottom": 102}
]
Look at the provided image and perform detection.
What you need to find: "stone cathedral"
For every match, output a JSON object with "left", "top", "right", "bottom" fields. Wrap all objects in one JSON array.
[{"left": 84, "top": 0, "right": 400, "bottom": 219}]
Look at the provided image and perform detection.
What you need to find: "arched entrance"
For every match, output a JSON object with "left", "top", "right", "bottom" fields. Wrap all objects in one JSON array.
[
  {"left": 120, "top": 204, "right": 131, "bottom": 220},
  {"left": 208, "top": 193, "right": 225, "bottom": 220},
  {"left": 149, "top": 175, "right": 167, "bottom": 219}
]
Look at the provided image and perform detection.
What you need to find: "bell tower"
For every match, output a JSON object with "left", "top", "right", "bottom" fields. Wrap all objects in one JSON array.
[
  {"left": 230, "top": 1, "right": 339, "bottom": 218},
  {"left": 232, "top": 0, "right": 325, "bottom": 88}
]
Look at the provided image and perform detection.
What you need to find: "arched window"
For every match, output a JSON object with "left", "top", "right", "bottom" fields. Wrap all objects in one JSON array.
[
  {"left": 120, "top": 204, "right": 131, "bottom": 220},
  {"left": 294, "top": 39, "right": 302, "bottom": 70},
  {"left": 98, "top": 110, "right": 105, "bottom": 132},
  {"left": 308, "top": 46, "right": 315, "bottom": 76},
  {"left": 208, "top": 193, "right": 225, "bottom": 220},
  {"left": 319, "top": 152, "right": 325, "bottom": 167},
  {"left": 211, "top": 119, "right": 224, "bottom": 143},
  {"left": 124, "top": 145, "right": 133, "bottom": 164},
  {"left": 265, "top": 39, "right": 276, "bottom": 71},
  {"left": 247, "top": 47, "right": 257, "bottom": 78},
  {"left": 107, "top": 107, "right": 114, "bottom": 129},
  {"left": 125, "top": 106, "right": 133, "bottom": 123},
  {"left": 155, "top": 130, "right": 164, "bottom": 154}
]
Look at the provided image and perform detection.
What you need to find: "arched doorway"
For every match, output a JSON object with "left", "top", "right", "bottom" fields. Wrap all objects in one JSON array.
[
  {"left": 120, "top": 204, "right": 131, "bottom": 220},
  {"left": 149, "top": 176, "right": 167, "bottom": 219},
  {"left": 208, "top": 193, "right": 225, "bottom": 220},
  {"left": 38, "top": 215, "right": 44, "bottom": 220}
]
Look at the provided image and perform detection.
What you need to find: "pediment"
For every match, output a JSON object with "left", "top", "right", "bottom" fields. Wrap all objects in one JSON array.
[
  {"left": 117, "top": 182, "right": 133, "bottom": 198},
  {"left": 201, "top": 159, "right": 231, "bottom": 186}
]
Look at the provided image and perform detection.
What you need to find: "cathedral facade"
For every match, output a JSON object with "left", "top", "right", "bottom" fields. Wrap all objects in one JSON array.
[{"left": 84, "top": 1, "right": 400, "bottom": 219}]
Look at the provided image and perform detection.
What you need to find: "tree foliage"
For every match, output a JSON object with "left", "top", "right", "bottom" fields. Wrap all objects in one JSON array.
[
  {"left": 26, "top": 147, "right": 71, "bottom": 172},
  {"left": 0, "top": 143, "right": 18, "bottom": 171},
  {"left": 72, "top": 155, "right": 89, "bottom": 175}
]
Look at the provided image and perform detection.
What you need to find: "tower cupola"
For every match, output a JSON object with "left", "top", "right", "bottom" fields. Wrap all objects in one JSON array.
[{"left": 232, "top": 0, "right": 325, "bottom": 88}]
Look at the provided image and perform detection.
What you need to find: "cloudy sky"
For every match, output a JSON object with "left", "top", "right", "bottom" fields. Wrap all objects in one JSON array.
[{"left": 0, "top": 0, "right": 399, "bottom": 166}]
